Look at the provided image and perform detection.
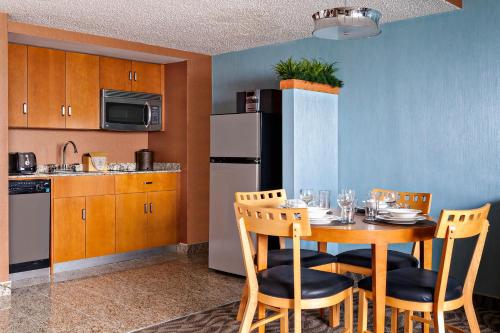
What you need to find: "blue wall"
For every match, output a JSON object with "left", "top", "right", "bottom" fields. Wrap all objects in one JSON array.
[{"left": 212, "top": 0, "right": 500, "bottom": 297}]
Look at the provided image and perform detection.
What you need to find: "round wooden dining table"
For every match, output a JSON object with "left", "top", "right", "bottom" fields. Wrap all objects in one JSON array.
[{"left": 303, "top": 213, "right": 437, "bottom": 333}]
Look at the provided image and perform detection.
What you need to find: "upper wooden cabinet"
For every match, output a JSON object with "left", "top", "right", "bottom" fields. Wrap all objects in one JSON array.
[
  {"left": 100, "top": 56, "right": 162, "bottom": 94},
  {"left": 27, "top": 46, "right": 66, "bottom": 129},
  {"left": 99, "top": 57, "right": 132, "bottom": 91},
  {"left": 66, "top": 52, "right": 100, "bottom": 129},
  {"left": 8, "top": 44, "right": 164, "bottom": 129},
  {"left": 8, "top": 44, "right": 28, "bottom": 128},
  {"left": 132, "top": 61, "right": 162, "bottom": 94}
]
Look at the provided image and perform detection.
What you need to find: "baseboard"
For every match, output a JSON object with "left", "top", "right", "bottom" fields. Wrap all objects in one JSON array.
[{"left": 177, "top": 242, "right": 208, "bottom": 255}]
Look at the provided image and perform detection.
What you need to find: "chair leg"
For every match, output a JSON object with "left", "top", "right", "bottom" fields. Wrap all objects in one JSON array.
[
  {"left": 236, "top": 280, "right": 249, "bottom": 321},
  {"left": 464, "top": 298, "right": 480, "bottom": 333},
  {"left": 433, "top": 310, "right": 446, "bottom": 333},
  {"left": 390, "top": 307, "right": 398, "bottom": 333},
  {"left": 294, "top": 306, "right": 302, "bottom": 333},
  {"left": 329, "top": 304, "right": 340, "bottom": 327},
  {"left": 357, "top": 289, "right": 368, "bottom": 333},
  {"left": 280, "top": 308, "right": 289, "bottom": 333},
  {"left": 239, "top": 297, "right": 257, "bottom": 333},
  {"left": 344, "top": 290, "right": 353, "bottom": 333},
  {"left": 404, "top": 311, "right": 413, "bottom": 333},
  {"left": 258, "top": 303, "right": 266, "bottom": 333},
  {"left": 423, "top": 311, "right": 431, "bottom": 333}
]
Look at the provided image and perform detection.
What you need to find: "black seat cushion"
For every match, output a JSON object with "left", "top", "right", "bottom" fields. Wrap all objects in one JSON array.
[
  {"left": 258, "top": 265, "right": 353, "bottom": 299},
  {"left": 358, "top": 267, "right": 463, "bottom": 302},
  {"left": 337, "top": 249, "right": 418, "bottom": 271},
  {"left": 262, "top": 249, "right": 337, "bottom": 268}
]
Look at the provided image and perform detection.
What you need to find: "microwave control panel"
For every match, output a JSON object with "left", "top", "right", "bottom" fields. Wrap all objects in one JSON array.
[{"left": 150, "top": 105, "right": 161, "bottom": 125}]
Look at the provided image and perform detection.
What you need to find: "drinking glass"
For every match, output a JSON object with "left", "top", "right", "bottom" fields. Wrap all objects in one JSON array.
[
  {"left": 337, "top": 189, "right": 355, "bottom": 223},
  {"left": 299, "top": 189, "right": 315, "bottom": 206},
  {"left": 386, "top": 191, "right": 398, "bottom": 207},
  {"left": 363, "top": 199, "right": 378, "bottom": 221},
  {"left": 318, "top": 190, "right": 331, "bottom": 209}
]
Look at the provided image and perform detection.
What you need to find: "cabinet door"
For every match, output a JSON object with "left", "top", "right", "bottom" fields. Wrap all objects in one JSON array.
[
  {"left": 147, "top": 190, "right": 177, "bottom": 248},
  {"left": 53, "top": 197, "right": 85, "bottom": 263},
  {"left": 8, "top": 44, "right": 28, "bottom": 128},
  {"left": 27, "top": 46, "right": 66, "bottom": 128},
  {"left": 115, "top": 193, "right": 147, "bottom": 253},
  {"left": 99, "top": 56, "right": 131, "bottom": 91},
  {"left": 66, "top": 52, "right": 100, "bottom": 129},
  {"left": 85, "top": 195, "right": 116, "bottom": 258},
  {"left": 131, "top": 61, "right": 162, "bottom": 94}
]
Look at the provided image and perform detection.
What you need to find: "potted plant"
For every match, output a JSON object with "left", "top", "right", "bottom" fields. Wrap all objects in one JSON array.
[{"left": 274, "top": 57, "right": 343, "bottom": 94}]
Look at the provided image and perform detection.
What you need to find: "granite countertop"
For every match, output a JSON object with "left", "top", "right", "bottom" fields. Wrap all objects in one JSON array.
[{"left": 9, "top": 162, "right": 181, "bottom": 179}]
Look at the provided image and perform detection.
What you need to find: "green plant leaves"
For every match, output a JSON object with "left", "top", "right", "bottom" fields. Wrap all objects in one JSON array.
[{"left": 273, "top": 57, "right": 343, "bottom": 88}]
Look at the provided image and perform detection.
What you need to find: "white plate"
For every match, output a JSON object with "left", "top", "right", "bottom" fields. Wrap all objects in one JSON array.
[
  {"left": 308, "top": 207, "right": 330, "bottom": 219},
  {"left": 386, "top": 208, "right": 422, "bottom": 219},
  {"left": 376, "top": 215, "right": 426, "bottom": 225},
  {"left": 309, "top": 215, "right": 341, "bottom": 225}
]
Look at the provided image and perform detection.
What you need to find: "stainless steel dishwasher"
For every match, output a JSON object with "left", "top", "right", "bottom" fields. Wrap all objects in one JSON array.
[{"left": 9, "top": 179, "right": 51, "bottom": 273}]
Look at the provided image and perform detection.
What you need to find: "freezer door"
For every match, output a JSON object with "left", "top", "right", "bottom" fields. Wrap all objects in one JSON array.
[
  {"left": 210, "top": 113, "right": 261, "bottom": 158},
  {"left": 209, "top": 162, "right": 259, "bottom": 276}
]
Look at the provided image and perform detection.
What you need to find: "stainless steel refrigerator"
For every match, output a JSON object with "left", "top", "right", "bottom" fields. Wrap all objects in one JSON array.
[{"left": 209, "top": 111, "right": 282, "bottom": 276}]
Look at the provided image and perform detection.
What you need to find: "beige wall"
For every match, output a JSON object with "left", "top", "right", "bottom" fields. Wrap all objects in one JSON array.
[{"left": 9, "top": 129, "right": 148, "bottom": 165}]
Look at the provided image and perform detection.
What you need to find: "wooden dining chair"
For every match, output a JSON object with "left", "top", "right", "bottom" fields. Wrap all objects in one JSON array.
[
  {"left": 235, "top": 190, "right": 338, "bottom": 323},
  {"left": 336, "top": 189, "right": 433, "bottom": 276},
  {"left": 357, "top": 203, "right": 490, "bottom": 333},
  {"left": 234, "top": 203, "right": 354, "bottom": 333}
]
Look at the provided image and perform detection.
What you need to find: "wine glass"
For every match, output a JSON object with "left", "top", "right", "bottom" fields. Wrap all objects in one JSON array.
[
  {"left": 299, "top": 189, "right": 314, "bottom": 206},
  {"left": 337, "top": 189, "right": 355, "bottom": 223},
  {"left": 386, "top": 191, "right": 397, "bottom": 207}
]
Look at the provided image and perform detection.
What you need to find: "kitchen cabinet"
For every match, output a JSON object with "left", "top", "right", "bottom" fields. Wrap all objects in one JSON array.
[
  {"left": 131, "top": 61, "right": 162, "bottom": 94},
  {"left": 65, "top": 52, "right": 100, "bottom": 129},
  {"left": 147, "top": 190, "right": 177, "bottom": 248},
  {"left": 100, "top": 56, "right": 162, "bottom": 94},
  {"left": 116, "top": 193, "right": 148, "bottom": 253},
  {"left": 8, "top": 44, "right": 28, "bottom": 128},
  {"left": 27, "top": 46, "right": 66, "bottom": 128},
  {"left": 99, "top": 56, "right": 132, "bottom": 91},
  {"left": 53, "top": 197, "right": 86, "bottom": 263},
  {"left": 85, "top": 195, "right": 116, "bottom": 258}
]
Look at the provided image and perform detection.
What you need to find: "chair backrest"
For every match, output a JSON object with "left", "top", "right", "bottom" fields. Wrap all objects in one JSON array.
[
  {"left": 234, "top": 203, "right": 310, "bottom": 300},
  {"left": 372, "top": 188, "right": 432, "bottom": 214},
  {"left": 434, "top": 204, "right": 490, "bottom": 306},
  {"left": 235, "top": 190, "right": 288, "bottom": 250},
  {"left": 235, "top": 189, "right": 287, "bottom": 207}
]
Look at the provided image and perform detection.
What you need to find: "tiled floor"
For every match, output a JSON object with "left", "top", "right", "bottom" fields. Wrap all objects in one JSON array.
[{"left": 0, "top": 252, "right": 244, "bottom": 332}]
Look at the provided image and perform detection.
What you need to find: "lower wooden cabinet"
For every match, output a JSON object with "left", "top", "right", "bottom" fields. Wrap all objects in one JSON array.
[
  {"left": 116, "top": 193, "right": 148, "bottom": 253},
  {"left": 147, "top": 191, "right": 177, "bottom": 248},
  {"left": 85, "top": 195, "right": 116, "bottom": 258},
  {"left": 53, "top": 173, "right": 178, "bottom": 263},
  {"left": 53, "top": 197, "right": 86, "bottom": 263}
]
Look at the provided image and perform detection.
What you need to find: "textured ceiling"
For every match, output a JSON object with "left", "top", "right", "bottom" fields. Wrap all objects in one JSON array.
[{"left": 0, "top": 0, "right": 459, "bottom": 55}]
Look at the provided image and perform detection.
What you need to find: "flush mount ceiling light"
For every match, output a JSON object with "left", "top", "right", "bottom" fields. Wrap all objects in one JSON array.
[{"left": 312, "top": 7, "right": 382, "bottom": 40}]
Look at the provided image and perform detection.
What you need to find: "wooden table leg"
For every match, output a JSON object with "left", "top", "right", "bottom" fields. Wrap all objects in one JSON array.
[
  {"left": 420, "top": 239, "right": 433, "bottom": 333},
  {"left": 372, "top": 243, "right": 388, "bottom": 333}
]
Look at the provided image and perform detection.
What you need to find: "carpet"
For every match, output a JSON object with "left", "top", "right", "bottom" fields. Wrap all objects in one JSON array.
[{"left": 135, "top": 295, "right": 499, "bottom": 332}]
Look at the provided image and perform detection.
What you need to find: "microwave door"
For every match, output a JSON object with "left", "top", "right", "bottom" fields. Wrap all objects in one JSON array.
[{"left": 102, "top": 98, "right": 148, "bottom": 131}]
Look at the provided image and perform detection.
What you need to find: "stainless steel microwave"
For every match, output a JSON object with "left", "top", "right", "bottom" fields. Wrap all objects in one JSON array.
[{"left": 101, "top": 89, "right": 162, "bottom": 131}]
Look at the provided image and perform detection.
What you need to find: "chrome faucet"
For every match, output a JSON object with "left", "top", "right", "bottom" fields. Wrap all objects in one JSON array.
[{"left": 61, "top": 141, "right": 78, "bottom": 170}]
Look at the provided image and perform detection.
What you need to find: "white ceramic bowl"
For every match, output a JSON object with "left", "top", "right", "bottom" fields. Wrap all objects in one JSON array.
[
  {"left": 386, "top": 208, "right": 421, "bottom": 219},
  {"left": 307, "top": 207, "right": 329, "bottom": 219}
]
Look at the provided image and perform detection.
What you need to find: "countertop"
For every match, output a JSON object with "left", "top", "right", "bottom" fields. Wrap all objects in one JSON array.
[{"left": 9, "top": 168, "right": 181, "bottom": 180}]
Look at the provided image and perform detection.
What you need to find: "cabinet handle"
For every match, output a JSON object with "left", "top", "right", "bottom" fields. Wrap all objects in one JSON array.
[
  {"left": 144, "top": 181, "right": 153, "bottom": 185},
  {"left": 61, "top": 105, "right": 65, "bottom": 116},
  {"left": 129, "top": 71, "right": 133, "bottom": 81},
  {"left": 149, "top": 203, "right": 153, "bottom": 213},
  {"left": 144, "top": 203, "right": 148, "bottom": 214},
  {"left": 22, "top": 103, "right": 28, "bottom": 114},
  {"left": 82, "top": 208, "right": 86, "bottom": 221},
  {"left": 134, "top": 72, "right": 137, "bottom": 81},
  {"left": 68, "top": 106, "right": 72, "bottom": 116}
]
